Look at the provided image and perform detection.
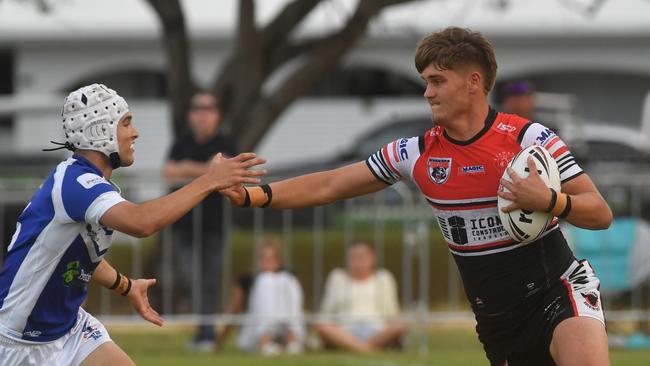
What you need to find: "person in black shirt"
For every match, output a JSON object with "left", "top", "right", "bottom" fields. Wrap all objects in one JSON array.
[{"left": 163, "top": 92, "right": 239, "bottom": 351}]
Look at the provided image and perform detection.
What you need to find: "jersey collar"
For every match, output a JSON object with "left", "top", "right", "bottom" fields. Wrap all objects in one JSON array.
[
  {"left": 71, "top": 153, "right": 104, "bottom": 176},
  {"left": 442, "top": 107, "right": 498, "bottom": 146}
]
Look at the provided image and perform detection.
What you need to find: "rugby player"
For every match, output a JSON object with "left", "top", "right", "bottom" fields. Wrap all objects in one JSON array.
[
  {"left": 0, "top": 84, "right": 265, "bottom": 365},
  {"left": 222, "top": 28, "right": 613, "bottom": 366}
]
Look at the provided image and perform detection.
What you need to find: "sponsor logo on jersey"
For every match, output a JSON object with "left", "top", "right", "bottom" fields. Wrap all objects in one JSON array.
[
  {"left": 82, "top": 324, "right": 104, "bottom": 341},
  {"left": 435, "top": 208, "right": 512, "bottom": 249},
  {"left": 469, "top": 215, "right": 506, "bottom": 239},
  {"left": 23, "top": 330, "right": 42, "bottom": 338},
  {"left": 459, "top": 165, "right": 485, "bottom": 174},
  {"left": 428, "top": 157, "right": 452, "bottom": 184},
  {"left": 77, "top": 173, "right": 107, "bottom": 189},
  {"left": 397, "top": 138, "right": 409, "bottom": 161},
  {"left": 493, "top": 151, "right": 516, "bottom": 172},
  {"left": 78, "top": 268, "right": 93, "bottom": 283},
  {"left": 535, "top": 127, "right": 557, "bottom": 145},
  {"left": 437, "top": 215, "right": 468, "bottom": 245},
  {"left": 62, "top": 261, "right": 81, "bottom": 286},
  {"left": 497, "top": 122, "right": 517, "bottom": 133},
  {"left": 62, "top": 260, "right": 92, "bottom": 288}
]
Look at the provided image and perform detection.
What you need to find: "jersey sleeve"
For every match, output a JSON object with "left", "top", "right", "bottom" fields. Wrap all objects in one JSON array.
[
  {"left": 365, "top": 136, "right": 421, "bottom": 185},
  {"left": 518, "top": 122, "right": 583, "bottom": 183},
  {"left": 61, "top": 171, "right": 125, "bottom": 225}
]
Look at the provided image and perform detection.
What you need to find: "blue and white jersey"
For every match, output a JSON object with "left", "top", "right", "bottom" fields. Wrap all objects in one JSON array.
[{"left": 0, "top": 154, "right": 125, "bottom": 342}]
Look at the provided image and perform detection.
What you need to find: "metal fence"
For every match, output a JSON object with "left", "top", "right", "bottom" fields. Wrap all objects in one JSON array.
[{"left": 1, "top": 169, "right": 650, "bottom": 351}]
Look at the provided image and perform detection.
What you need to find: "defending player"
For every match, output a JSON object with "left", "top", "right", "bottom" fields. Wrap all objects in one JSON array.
[
  {"left": 0, "top": 84, "right": 265, "bottom": 365},
  {"left": 222, "top": 28, "right": 613, "bottom": 366}
]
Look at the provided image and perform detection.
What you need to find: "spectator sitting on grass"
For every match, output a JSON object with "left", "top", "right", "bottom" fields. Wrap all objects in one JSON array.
[
  {"left": 216, "top": 238, "right": 305, "bottom": 356},
  {"left": 314, "top": 240, "right": 406, "bottom": 353}
]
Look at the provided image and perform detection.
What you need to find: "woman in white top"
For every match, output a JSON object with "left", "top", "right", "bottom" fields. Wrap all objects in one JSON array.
[
  {"left": 315, "top": 241, "right": 406, "bottom": 352},
  {"left": 217, "top": 238, "right": 305, "bottom": 355}
]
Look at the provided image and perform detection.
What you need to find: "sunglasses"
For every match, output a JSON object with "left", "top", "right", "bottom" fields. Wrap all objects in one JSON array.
[{"left": 190, "top": 104, "right": 217, "bottom": 111}]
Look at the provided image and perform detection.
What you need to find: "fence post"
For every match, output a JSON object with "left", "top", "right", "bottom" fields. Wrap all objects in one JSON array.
[
  {"left": 344, "top": 200, "right": 354, "bottom": 253},
  {"left": 221, "top": 199, "right": 233, "bottom": 312},
  {"left": 418, "top": 218, "right": 430, "bottom": 355},
  {"left": 253, "top": 208, "right": 264, "bottom": 265},
  {"left": 162, "top": 226, "right": 173, "bottom": 315},
  {"left": 192, "top": 204, "right": 203, "bottom": 317},
  {"left": 374, "top": 191, "right": 385, "bottom": 268},
  {"left": 283, "top": 209, "right": 293, "bottom": 269},
  {"left": 0, "top": 204, "right": 4, "bottom": 267},
  {"left": 313, "top": 206, "right": 324, "bottom": 312}
]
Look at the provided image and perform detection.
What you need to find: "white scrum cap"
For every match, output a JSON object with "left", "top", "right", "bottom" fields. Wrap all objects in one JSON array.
[{"left": 61, "top": 83, "right": 129, "bottom": 168}]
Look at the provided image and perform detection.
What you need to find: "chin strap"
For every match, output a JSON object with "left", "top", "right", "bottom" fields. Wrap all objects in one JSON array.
[
  {"left": 42, "top": 141, "right": 76, "bottom": 152},
  {"left": 109, "top": 152, "right": 121, "bottom": 169},
  {"left": 43, "top": 141, "right": 122, "bottom": 169}
]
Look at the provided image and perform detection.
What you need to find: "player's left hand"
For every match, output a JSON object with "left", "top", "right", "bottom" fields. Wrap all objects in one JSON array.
[
  {"left": 498, "top": 156, "right": 553, "bottom": 213},
  {"left": 127, "top": 278, "right": 164, "bottom": 326}
]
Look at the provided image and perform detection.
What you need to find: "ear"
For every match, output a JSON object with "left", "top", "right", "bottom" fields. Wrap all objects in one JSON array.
[{"left": 468, "top": 71, "right": 482, "bottom": 94}]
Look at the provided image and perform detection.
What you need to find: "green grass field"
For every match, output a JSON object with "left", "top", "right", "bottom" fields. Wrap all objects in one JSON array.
[{"left": 109, "top": 325, "right": 650, "bottom": 366}]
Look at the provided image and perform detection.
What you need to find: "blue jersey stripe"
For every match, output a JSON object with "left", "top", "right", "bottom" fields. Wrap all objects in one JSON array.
[
  {"left": 22, "top": 237, "right": 91, "bottom": 342},
  {"left": 0, "top": 173, "right": 56, "bottom": 309}
]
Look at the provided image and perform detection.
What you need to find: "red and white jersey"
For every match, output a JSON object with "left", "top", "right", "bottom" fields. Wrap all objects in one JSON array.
[{"left": 366, "top": 108, "right": 583, "bottom": 257}]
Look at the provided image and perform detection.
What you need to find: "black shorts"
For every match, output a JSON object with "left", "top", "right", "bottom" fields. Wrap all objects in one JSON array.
[{"left": 475, "top": 259, "right": 605, "bottom": 366}]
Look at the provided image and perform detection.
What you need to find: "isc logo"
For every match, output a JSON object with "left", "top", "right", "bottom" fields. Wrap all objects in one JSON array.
[
  {"left": 497, "top": 123, "right": 516, "bottom": 133},
  {"left": 398, "top": 139, "right": 408, "bottom": 160}
]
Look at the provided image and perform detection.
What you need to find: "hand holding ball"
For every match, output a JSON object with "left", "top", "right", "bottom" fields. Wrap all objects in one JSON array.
[{"left": 497, "top": 146, "right": 561, "bottom": 243}]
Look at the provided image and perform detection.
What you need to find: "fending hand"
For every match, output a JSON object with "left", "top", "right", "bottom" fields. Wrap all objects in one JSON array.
[
  {"left": 127, "top": 278, "right": 164, "bottom": 327},
  {"left": 207, "top": 153, "right": 267, "bottom": 191}
]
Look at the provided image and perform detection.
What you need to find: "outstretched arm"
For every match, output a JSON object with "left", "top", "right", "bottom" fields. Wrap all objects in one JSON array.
[
  {"left": 100, "top": 153, "right": 265, "bottom": 237},
  {"left": 222, "top": 161, "right": 388, "bottom": 209},
  {"left": 92, "top": 260, "right": 164, "bottom": 326}
]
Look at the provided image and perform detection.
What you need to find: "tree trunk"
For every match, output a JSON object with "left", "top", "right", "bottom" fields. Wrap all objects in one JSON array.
[
  {"left": 230, "top": 0, "right": 417, "bottom": 150},
  {"left": 151, "top": 0, "right": 418, "bottom": 147},
  {"left": 147, "top": 0, "right": 196, "bottom": 136}
]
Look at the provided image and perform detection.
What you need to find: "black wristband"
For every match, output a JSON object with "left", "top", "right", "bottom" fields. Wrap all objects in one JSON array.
[
  {"left": 260, "top": 184, "right": 273, "bottom": 208},
  {"left": 243, "top": 187, "right": 251, "bottom": 207},
  {"left": 545, "top": 188, "right": 558, "bottom": 213},
  {"left": 121, "top": 277, "right": 132, "bottom": 296},
  {"left": 558, "top": 194, "right": 572, "bottom": 219},
  {"left": 109, "top": 270, "right": 121, "bottom": 290}
]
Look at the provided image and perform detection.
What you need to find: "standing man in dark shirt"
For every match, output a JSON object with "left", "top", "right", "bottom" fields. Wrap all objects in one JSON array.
[{"left": 164, "top": 92, "right": 239, "bottom": 351}]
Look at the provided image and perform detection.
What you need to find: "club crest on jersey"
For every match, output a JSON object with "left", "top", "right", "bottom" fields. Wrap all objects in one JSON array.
[
  {"left": 581, "top": 291, "right": 601, "bottom": 311},
  {"left": 428, "top": 157, "right": 452, "bottom": 184}
]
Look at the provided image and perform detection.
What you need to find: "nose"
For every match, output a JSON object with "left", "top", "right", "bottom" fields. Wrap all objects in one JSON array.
[
  {"left": 133, "top": 127, "right": 140, "bottom": 140},
  {"left": 424, "top": 83, "right": 435, "bottom": 99}
]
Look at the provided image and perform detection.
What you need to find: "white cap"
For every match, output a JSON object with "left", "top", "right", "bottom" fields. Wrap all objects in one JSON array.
[{"left": 62, "top": 83, "right": 129, "bottom": 168}]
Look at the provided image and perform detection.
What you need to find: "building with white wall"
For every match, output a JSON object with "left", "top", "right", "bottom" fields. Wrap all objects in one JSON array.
[{"left": 1, "top": 0, "right": 650, "bottom": 173}]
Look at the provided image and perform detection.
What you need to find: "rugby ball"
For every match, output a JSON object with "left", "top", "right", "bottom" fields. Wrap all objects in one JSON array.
[{"left": 498, "top": 145, "right": 561, "bottom": 243}]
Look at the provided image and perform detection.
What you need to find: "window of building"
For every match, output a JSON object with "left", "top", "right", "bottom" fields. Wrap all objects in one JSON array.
[
  {"left": 62, "top": 69, "right": 167, "bottom": 99},
  {"left": 498, "top": 71, "right": 650, "bottom": 128},
  {"left": 308, "top": 65, "right": 423, "bottom": 97},
  {"left": 0, "top": 50, "right": 14, "bottom": 130}
]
